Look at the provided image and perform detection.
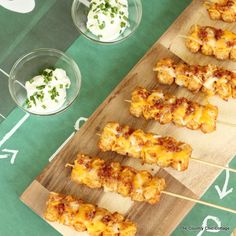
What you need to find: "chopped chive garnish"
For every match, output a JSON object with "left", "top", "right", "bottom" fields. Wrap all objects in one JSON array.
[
  {"left": 36, "top": 85, "right": 46, "bottom": 90},
  {"left": 26, "top": 99, "right": 32, "bottom": 108},
  {"left": 120, "top": 21, "right": 126, "bottom": 28},
  {"left": 99, "top": 22, "right": 106, "bottom": 29},
  {"left": 30, "top": 95, "right": 36, "bottom": 105},
  {"left": 49, "top": 87, "right": 59, "bottom": 100}
]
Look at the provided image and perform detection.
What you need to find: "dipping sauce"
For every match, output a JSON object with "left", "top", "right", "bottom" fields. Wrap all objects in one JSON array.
[
  {"left": 87, "top": 0, "right": 129, "bottom": 41},
  {"left": 25, "top": 68, "right": 71, "bottom": 114}
]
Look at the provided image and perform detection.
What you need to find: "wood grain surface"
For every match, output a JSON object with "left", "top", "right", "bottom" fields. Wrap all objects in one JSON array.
[{"left": 21, "top": 0, "right": 236, "bottom": 235}]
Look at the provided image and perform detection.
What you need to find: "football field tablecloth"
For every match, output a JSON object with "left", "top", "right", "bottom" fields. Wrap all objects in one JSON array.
[{"left": 0, "top": 0, "right": 236, "bottom": 235}]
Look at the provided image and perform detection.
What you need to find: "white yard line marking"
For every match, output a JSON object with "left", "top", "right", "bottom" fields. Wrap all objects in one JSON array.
[
  {"left": 0, "top": 67, "right": 25, "bottom": 89},
  {"left": 0, "top": 68, "right": 9, "bottom": 77},
  {"left": 0, "top": 113, "right": 30, "bottom": 148},
  {"left": 0, "top": 113, "right": 6, "bottom": 119},
  {"left": 15, "top": 80, "right": 26, "bottom": 89}
]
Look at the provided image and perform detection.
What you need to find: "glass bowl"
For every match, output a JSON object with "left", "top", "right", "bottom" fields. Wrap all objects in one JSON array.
[
  {"left": 9, "top": 48, "right": 81, "bottom": 116},
  {"left": 71, "top": 0, "right": 142, "bottom": 44}
]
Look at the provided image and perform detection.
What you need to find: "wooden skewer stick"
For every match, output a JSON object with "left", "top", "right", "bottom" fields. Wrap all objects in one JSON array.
[
  {"left": 124, "top": 100, "right": 236, "bottom": 128},
  {"left": 217, "top": 119, "right": 236, "bottom": 128},
  {"left": 161, "top": 190, "right": 236, "bottom": 214},
  {"left": 177, "top": 34, "right": 202, "bottom": 44},
  {"left": 191, "top": 157, "right": 236, "bottom": 173}
]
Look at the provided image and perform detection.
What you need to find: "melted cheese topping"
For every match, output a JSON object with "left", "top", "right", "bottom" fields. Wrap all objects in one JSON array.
[
  {"left": 45, "top": 192, "right": 137, "bottom": 235},
  {"left": 154, "top": 58, "right": 236, "bottom": 100},
  {"left": 70, "top": 154, "right": 166, "bottom": 204},
  {"left": 98, "top": 122, "right": 192, "bottom": 171},
  {"left": 129, "top": 87, "right": 218, "bottom": 133}
]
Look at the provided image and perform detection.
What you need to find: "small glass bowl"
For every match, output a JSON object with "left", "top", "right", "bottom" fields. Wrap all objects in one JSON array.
[
  {"left": 9, "top": 48, "right": 81, "bottom": 116},
  {"left": 71, "top": 0, "right": 142, "bottom": 44}
]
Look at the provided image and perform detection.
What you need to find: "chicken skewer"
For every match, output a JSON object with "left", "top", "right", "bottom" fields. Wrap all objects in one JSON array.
[
  {"left": 128, "top": 87, "right": 218, "bottom": 133},
  {"left": 68, "top": 154, "right": 166, "bottom": 204},
  {"left": 98, "top": 122, "right": 236, "bottom": 173},
  {"left": 185, "top": 25, "right": 236, "bottom": 60},
  {"left": 153, "top": 58, "right": 236, "bottom": 100},
  {"left": 204, "top": 0, "right": 236, "bottom": 23},
  {"left": 45, "top": 192, "right": 137, "bottom": 236},
  {"left": 67, "top": 154, "right": 236, "bottom": 214}
]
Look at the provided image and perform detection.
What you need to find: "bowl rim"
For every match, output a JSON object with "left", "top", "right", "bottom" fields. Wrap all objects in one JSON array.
[
  {"left": 71, "top": 0, "right": 143, "bottom": 44},
  {"left": 8, "top": 48, "right": 82, "bottom": 116}
]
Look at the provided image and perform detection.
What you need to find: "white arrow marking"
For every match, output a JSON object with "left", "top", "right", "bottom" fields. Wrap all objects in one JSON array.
[
  {"left": 0, "top": 149, "right": 19, "bottom": 164},
  {"left": 197, "top": 215, "right": 221, "bottom": 236},
  {"left": 49, "top": 117, "right": 88, "bottom": 162},
  {"left": 0, "top": 154, "right": 9, "bottom": 159},
  {"left": 215, "top": 169, "right": 233, "bottom": 200},
  {"left": 0, "top": 113, "right": 30, "bottom": 148}
]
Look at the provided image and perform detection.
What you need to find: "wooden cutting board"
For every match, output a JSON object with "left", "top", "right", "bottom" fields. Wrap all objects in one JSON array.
[{"left": 21, "top": 0, "right": 236, "bottom": 235}]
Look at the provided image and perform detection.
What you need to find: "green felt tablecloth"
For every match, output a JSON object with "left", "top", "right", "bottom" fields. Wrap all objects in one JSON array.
[{"left": 1, "top": 1, "right": 236, "bottom": 236}]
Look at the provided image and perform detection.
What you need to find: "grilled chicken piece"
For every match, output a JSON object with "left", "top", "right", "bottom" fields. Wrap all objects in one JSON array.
[
  {"left": 186, "top": 25, "right": 236, "bottom": 61},
  {"left": 45, "top": 192, "right": 137, "bottom": 236},
  {"left": 204, "top": 0, "right": 236, "bottom": 23},
  {"left": 70, "top": 154, "right": 166, "bottom": 204},
  {"left": 98, "top": 122, "right": 192, "bottom": 171},
  {"left": 154, "top": 58, "right": 236, "bottom": 100},
  {"left": 129, "top": 87, "right": 218, "bottom": 133}
]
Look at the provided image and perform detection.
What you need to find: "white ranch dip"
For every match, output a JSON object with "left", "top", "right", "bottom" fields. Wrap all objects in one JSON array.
[
  {"left": 87, "top": 0, "right": 129, "bottom": 41},
  {"left": 25, "top": 68, "right": 71, "bottom": 114}
]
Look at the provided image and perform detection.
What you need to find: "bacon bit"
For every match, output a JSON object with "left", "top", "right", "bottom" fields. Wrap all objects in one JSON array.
[
  {"left": 190, "top": 65, "right": 200, "bottom": 75},
  {"left": 215, "top": 29, "right": 224, "bottom": 40},
  {"left": 226, "top": 0, "right": 235, "bottom": 7},
  {"left": 124, "top": 128, "right": 134, "bottom": 138},
  {"left": 137, "top": 89, "right": 150, "bottom": 99},
  {"left": 116, "top": 126, "right": 123, "bottom": 133},
  {"left": 78, "top": 158, "right": 91, "bottom": 169},
  {"left": 226, "top": 41, "right": 235, "bottom": 47},
  {"left": 57, "top": 203, "right": 65, "bottom": 214},
  {"left": 198, "top": 28, "right": 208, "bottom": 40},
  {"left": 102, "top": 215, "right": 112, "bottom": 224},
  {"left": 213, "top": 69, "right": 231, "bottom": 78},
  {"left": 170, "top": 97, "right": 188, "bottom": 113},
  {"left": 153, "top": 100, "right": 164, "bottom": 109},
  {"left": 158, "top": 137, "right": 181, "bottom": 152},
  {"left": 186, "top": 103, "right": 196, "bottom": 115},
  {"left": 86, "top": 210, "right": 95, "bottom": 220},
  {"left": 98, "top": 164, "right": 113, "bottom": 179}
]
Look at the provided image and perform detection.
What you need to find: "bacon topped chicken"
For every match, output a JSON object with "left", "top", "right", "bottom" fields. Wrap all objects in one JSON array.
[
  {"left": 129, "top": 87, "right": 218, "bottom": 133},
  {"left": 186, "top": 25, "right": 236, "bottom": 60},
  {"left": 69, "top": 154, "right": 166, "bottom": 204},
  {"left": 204, "top": 0, "right": 236, "bottom": 22},
  {"left": 45, "top": 192, "right": 137, "bottom": 236},
  {"left": 98, "top": 122, "right": 192, "bottom": 171},
  {"left": 154, "top": 58, "right": 236, "bottom": 100}
]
